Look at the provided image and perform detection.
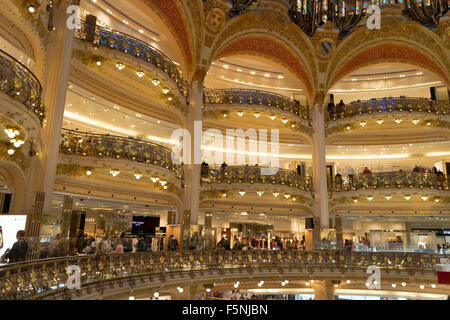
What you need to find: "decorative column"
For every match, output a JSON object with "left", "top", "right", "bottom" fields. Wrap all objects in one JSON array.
[
  {"left": 38, "top": 0, "right": 78, "bottom": 214},
  {"left": 335, "top": 216, "right": 343, "bottom": 250},
  {"left": 25, "top": 191, "right": 45, "bottom": 260},
  {"left": 311, "top": 93, "right": 329, "bottom": 229},
  {"left": 312, "top": 280, "right": 336, "bottom": 300},
  {"left": 204, "top": 212, "right": 213, "bottom": 250},
  {"left": 182, "top": 68, "right": 206, "bottom": 249},
  {"left": 59, "top": 195, "right": 74, "bottom": 253}
]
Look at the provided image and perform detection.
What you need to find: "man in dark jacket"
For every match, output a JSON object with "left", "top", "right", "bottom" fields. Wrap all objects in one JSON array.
[
  {"left": 1, "top": 230, "right": 28, "bottom": 263},
  {"left": 168, "top": 235, "right": 178, "bottom": 251}
]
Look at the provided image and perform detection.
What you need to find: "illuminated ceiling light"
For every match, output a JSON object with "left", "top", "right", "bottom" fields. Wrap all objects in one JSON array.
[
  {"left": 234, "top": 283, "right": 239, "bottom": 288},
  {"left": 385, "top": 195, "right": 392, "bottom": 200},
  {"left": 138, "top": 29, "right": 144, "bottom": 34},
  {"left": 96, "top": 61, "right": 101, "bottom": 66},
  {"left": 426, "top": 122, "right": 431, "bottom": 126},
  {"left": 4, "top": 129, "right": 17, "bottom": 139},
  {"left": 281, "top": 281, "right": 286, "bottom": 286},
  {"left": 222, "top": 193, "right": 227, "bottom": 198},
  {"left": 269, "top": 115, "right": 276, "bottom": 120},
  {"left": 136, "top": 71, "right": 145, "bottom": 78},
  {"left": 345, "top": 125, "right": 351, "bottom": 130},
  {"left": 151, "top": 177, "right": 159, "bottom": 183},
  {"left": 282, "top": 119, "right": 288, "bottom": 124},
  {"left": 237, "top": 68, "right": 242, "bottom": 72},
  {"left": 109, "top": 170, "right": 120, "bottom": 177},
  {"left": 404, "top": 195, "right": 411, "bottom": 200},
  {"left": 250, "top": 71, "right": 255, "bottom": 75},
  {"left": 360, "top": 121, "right": 367, "bottom": 127},
  {"left": 431, "top": 284, "right": 436, "bottom": 288},
  {"left": 206, "top": 288, "right": 211, "bottom": 293},
  {"left": 419, "top": 284, "right": 424, "bottom": 290},
  {"left": 435, "top": 199, "right": 440, "bottom": 203},
  {"left": 365, "top": 282, "right": 370, "bottom": 287},
  {"left": 284, "top": 194, "right": 291, "bottom": 199},
  {"left": 177, "top": 287, "right": 184, "bottom": 293},
  {"left": 159, "top": 180, "right": 168, "bottom": 186},
  {"left": 115, "top": 62, "right": 125, "bottom": 70},
  {"left": 163, "top": 186, "right": 168, "bottom": 190},
  {"left": 402, "top": 282, "right": 406, "bottom": 287},
  {"left": 353, "top": 199, "right": 358, "bottom": 203},
  {"left": 310, "top": 280, "right": 314, "bottom": 284},
  {"left": 412, "top": 119, "right": 420, "bottom": 125},
  {"left": 346, "top": 280, "right": 351, "bottom": 284},
  {"left": 254, "top": 112, "right": 261, "bottom": 118},
  {"left": 272, "top": 192, "right": 279, "bottom": 197},
  {"left": 264, "top": 73, "right": 270, "bottom": 78},
  {"left": 223, "top": 65, "right": 229, "bottom": 69},
  {"left": 392, "top": 283, "right": 397, "bottom": 288},
  {"left": 291, "top": 123, "right": 296, "bottom": 128},
  {"left": 395, "top": 118, "right": 402, "bottom": 124},
  {"left": 152, "top": 79, "right": 160, "bottom": 86},
  {"left": 421, "top": 196, "right": 429, "bottom": 201},
  {"left": 86, "top": 170, "right": 92, "bottom": 176},
  {"left": 376, "top": 119, "right": 384, "bottom": 125},
  {"left": 305, "top": 281, "right": 310, "bottom": 286},
  {"left": 223, "top": 112, "right": 228, "bottom": 118},
  {"left": 237, "top": 111, "right": 244, "bottom": 117},
  {"left": 162, "top": 89, "right": 170, "bottom": 94},
  {"left": 129, "top": 296, "right": 135, "bottom": 300},
  {"left": 292, "top": 197, "right": 297, "bottom": 201},
  {"left": 257, "top": 191, "right": 264, "bottom": 197},
  {"left": 367, "top": 196, "right": 374, "bottom": 201},
  {"left": 11, "top": 139, "right": 25, "bottom": 148},
  {"left": 239, "top": 191, "right": 246, "bottom": 196},
  {"left": 154, "top": 292, "right": 159, "bottom": 298},
  {"left": 168, "top": 97, "right": 173, "bottom": 101},
  {"left": 278, "top": 75, "right": 284, "bottom": 79},
  {"left": 7, "top": 149, "right": 15, "bottom": 155},
  {"left": 134, "top": 173, "right": 143, "bottom": 180},
  {"left": 28, "top": 5, "right": 35, "bottom": 13}
]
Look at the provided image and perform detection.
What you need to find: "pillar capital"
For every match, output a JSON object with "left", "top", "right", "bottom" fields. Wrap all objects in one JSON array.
[
  {"left": 313, "top": 91, "right": 327, "bottom": 108},
  {"left": 189, "top": 67, "right": 207, "bottom": 87}
]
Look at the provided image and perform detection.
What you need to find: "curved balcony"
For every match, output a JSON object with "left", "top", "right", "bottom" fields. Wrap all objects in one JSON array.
[
  {"left": 204, "top": 88, "right": 311, "bottom": 121},
  {"left": 0, "top": 250, "right": 445, "bottom": 300},
  {"left": 330, "top": 172, "right": 449, "bottom": 192},
  {"left": 59, "top": 129, "right": 183, "bottom": 179},
  {"left": 0, "top": 49, "right": 46, "bottom": 125},
  {"left": 75, "top": 22, "right": 186, "bottom": 97},
  {"left": 201, "top": 166, "right": 313, "bottom": 191},
  {"left": 327, "top": 97, "right": 449, "bottom": 121}
]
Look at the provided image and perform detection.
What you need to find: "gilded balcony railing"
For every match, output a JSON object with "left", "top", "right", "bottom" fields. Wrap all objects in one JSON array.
[
  {"left": 201, "top": 165, "right": 313, "bottom": 191},
  {"left": 328, "top": 97, "right": 449, "bottom": 121},
  {"left": 59, "top": 129, "right": 183, "bottom": 179},
  {"left": 74, "top": 21, "right": 187, "bottom": 97},
  {"left": 330, "top": 172, "right": 449, "bottom": 192},
  {"left": 0, "top": 250, "right": 445, "bottom": 300},
  {"left": 0, "top": 49, "right": 46, "bottom": 125},
  {"left": 204, "top": 88, "right": 311, "bottom": 120}
]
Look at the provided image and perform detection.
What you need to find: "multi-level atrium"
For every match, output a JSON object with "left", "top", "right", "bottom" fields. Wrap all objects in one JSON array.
[{"left": 0, "top": 0, "right": 449, "bottom": 304}]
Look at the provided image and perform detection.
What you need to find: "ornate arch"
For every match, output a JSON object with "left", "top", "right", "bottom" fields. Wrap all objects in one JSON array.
[
  {"left": 0, "top": 162, "right": 26, "bottom": 214},
  {"left": 214, "top": 35, "right": 314, "bottom": 97},
  {"left": 208, "top": 9, "right": 317, "bottom": 98},
  {"left": 140, "top": 0, "right": 195, "bottom": 70},
  {"left": 326, "top": 19, "right": 450, "bottom": 90}
]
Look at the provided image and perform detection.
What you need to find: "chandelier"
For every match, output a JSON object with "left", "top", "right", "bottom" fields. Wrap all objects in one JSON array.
[
  {"left": 229, "top": 0, "right": 260, "bottom": 18},
  {"left": 403, "top": 0, "right": 449, "bottom": 28},
  {"left": 289, "top": 0, "right": 449, "bottom": 38}
]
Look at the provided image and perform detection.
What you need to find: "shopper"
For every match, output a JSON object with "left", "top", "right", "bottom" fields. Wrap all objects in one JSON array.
[
  {"left": 0, "top": 230, "right": 28, "bottom": 263},
  {"left": 168, "top": 235, "right": 178, "bottom": 251}
]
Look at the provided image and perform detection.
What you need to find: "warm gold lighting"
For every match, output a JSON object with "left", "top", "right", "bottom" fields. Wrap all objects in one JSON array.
[
  {"left": 395, "top": 118, "right": 402, "bottom": 124},
  {"left": 353, "top": 199, "right": 358, "bottom": 203},
  {"left": 162, "top": 89, "right": 169, "bottom": 94},
  {"left": 385, "top": 195, "right": 392, "bottom": 200},
  {"left": 159, "top": 180, "right": 168, "bottom": 186},
  {"left": 115, "top": 62, "right": 125, "bottom": 70},
  {"left": 404, "top": 195, "right": 411, "bottom": 200},
  {"left": 257, "top": 191, "right": 264, "bottom": 196},
  {"left": 360, "top": 121, "right": 366, "bottom": 127},
  {"left": 237, "top": 111, "right": 244, "bottom": 117},
  {"left": 421, "top": 196, "right": 428, "bottom": 201},
  {"left": 222, "top": 193, "right": 227, "bottom": 198},
  {"left": 412, "top": 119, "right": 420, "bottom": 125},
  {"left": 239, "top": 191, "right": 246, "bottom": 196},
  {"left": 269, "top": 115, "right": 276, "bottom": 120},
  {"left": 273, "top": 192, "right": 279, "bottom": 197},
  {"left": 86, "top": 170, "right": 92, "bottom": 176},
  {"left": 345, "top": 125, "right": 351, "bottom": 130},
  {"left": 367, "top": 196, "right": 374, "bottom": 201},
  {"left": 254, "top": 112, "right": 261, "bottom": 118},
  {"left": 134, "top": 173, "right": 143, "bottom": 180},
  {"left": 152, "top": 79, "right": 160, "bottom": 86},
  {"left": 136, "top": 71, "right": 145, "bottom": 78},
  {"left": 284, "top": 194, "right": 291, "bottom": 199},
  {"left": 151, "top": 177, "right": 159, "bottom": 183},
  {"left": 282, "top": 119, "right": 288, "bottom": 124},
  {"left": 7, "top": 149, "right": 15, "bottom": 155},
  {"left": 376, "top": 120, "right": 384, "bottom": 125},
  {"left": 96, "top": 61, "right": 102, "bottom": 66},
  {"left": 435, "top": 199, "right": 440, "bottom": 203},
  {"left": 109, "top": 170, "right": 120, "bottom": 177}
]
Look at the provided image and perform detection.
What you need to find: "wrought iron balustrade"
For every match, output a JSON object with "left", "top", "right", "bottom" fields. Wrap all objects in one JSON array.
[
  {"left": 0, "top": 49, "right": 46, "bottom": 125},
  {"left": 0, "top": 250, "right": 445, "bottom": 300},
  {"left": 229, "top": 0, "right": 260, "bottom": 18},
  {"left": 201, "top": 165, "right": 313, "bottom": 191},
  {"left": 204, "top": 88, "right": 311, "bottom": 120},
  {"left": 327, "top": 97, "right": 449, "bottom": 121},
  {"left": 74, "top": 21, "right": 187, "bottom": 97},
  {"left": 59, "top": 129, "right": 183, "bottom": 179},
  {"left": 331, "top": 171, "right": 449, "bottom": 192}
]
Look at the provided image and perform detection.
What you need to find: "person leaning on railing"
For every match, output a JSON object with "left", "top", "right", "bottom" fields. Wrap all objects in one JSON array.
[{"left": 0, "top": 230, "right": 28, "bottom": 263}]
